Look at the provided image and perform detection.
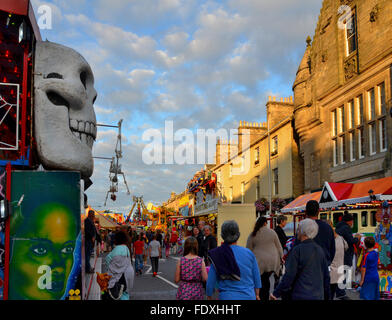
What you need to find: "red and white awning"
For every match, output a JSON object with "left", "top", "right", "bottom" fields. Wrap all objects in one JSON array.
[{"left": 281, "top": 176, "right": 392, "bottom": 213}]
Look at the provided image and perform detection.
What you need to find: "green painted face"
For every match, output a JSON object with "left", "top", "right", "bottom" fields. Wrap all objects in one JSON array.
[{"left": 9, "top": 203, "right": 77, "bottom": 300}]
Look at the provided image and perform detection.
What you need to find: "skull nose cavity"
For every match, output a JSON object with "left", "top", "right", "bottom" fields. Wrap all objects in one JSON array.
[
  {"left": 47, "top": 91, "right": 69, "bottom": 108},
  {"left": 80, "top": 71, "right": 87, "bottom": 90}
]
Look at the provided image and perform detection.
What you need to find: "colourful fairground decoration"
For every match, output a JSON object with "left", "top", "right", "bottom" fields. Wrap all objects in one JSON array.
[
  {"left": 8, "top": 172, "right": 82, "bottom": 300},
  {"left": 255, "top": 198, "right": 287, "bottom": 214},
  {"left": 379, "top": 270, "right": 392, "bottom": 295},
  {"left": 375, "top": 201, "right": 392, "bottom": 270}
]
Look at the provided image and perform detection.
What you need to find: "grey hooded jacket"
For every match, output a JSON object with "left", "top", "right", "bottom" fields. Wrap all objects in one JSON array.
[{"left": 107, "top": 246, "right": 135, "bottom": 299}]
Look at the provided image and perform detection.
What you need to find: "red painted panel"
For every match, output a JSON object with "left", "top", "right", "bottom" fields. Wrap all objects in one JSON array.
[
  {"left": 28, "top": 2, "right": 42, "bottom": 41},
  {"left": 0, "top": 0, "right": 41, "bottom": 41},
  {"left": 0, "top": 0, "right": 29, "bottom": 16},
  {"left": 328, "top": 182, "right": 353, "bottom": 201}
]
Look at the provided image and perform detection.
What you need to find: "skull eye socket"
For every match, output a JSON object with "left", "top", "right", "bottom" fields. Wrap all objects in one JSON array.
[
  {"left": 46, "top": 73, "right": 63, "bottom": 79},
  {"left": 46, "top": 91, "right": 69, "bottom": 108},
  {"left": 80, "top": 71, "right": 87, "bottom": 89}
]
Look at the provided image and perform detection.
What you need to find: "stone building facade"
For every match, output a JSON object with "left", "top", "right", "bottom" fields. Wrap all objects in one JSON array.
[
  {"left": 212, "top": 99, "right": 304, "bottom": 206},
  {"left": 293, "top": 0, "right": 392, "bottom": 193}
]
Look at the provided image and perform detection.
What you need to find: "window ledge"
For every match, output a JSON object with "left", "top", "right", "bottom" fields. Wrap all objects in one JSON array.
[
  {"left": 330, "top": 151, "right": 386, "bottom": 173},
  {"left": 345, "top": 50, "right": 357, "bottom": 60}
]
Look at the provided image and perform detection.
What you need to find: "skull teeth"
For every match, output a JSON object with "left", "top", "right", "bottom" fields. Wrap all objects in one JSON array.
[
  {"left": 80, "top": 132, "right": 88, "bottom": 145},
  {"left": 70, "top": 118, "right": 96, "bottom": 149},
  {"left": 70, "top": 129, "right": 94, "bottom": 149},
  {"left": 69, "top": 119, "right": 97, "bottom": 140},
  {"left": 70, "top": 119, "right": 78, "bottom": 130}
]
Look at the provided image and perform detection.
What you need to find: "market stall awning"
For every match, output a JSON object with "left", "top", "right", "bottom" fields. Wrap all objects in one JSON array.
[
  {"left": 96, "top": 213, "right": 120, "bottom": 229},
  {"left": 320, "top": 176, "right": 392, "bottom": 208},
  {"left": 282, "top": 177, "right": 392, "bottom": 213},
  {"left": 281, "top": 191, "right": 322, "bottom": 213}
]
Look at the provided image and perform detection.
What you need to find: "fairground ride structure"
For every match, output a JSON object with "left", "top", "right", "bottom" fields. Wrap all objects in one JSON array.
[{"left": 93, "top": 119, "right": 131, "bottom": 207}]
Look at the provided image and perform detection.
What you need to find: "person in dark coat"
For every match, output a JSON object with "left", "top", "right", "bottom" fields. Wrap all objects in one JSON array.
[
  {"left": 273, "top": 215, "right": 288, "bottom": 287},
  {"left": 271, "top": 219, "right": 330, "bottom": 300},
  {"left": 156, "top": 229, "right": 163, "bottom": 247},
  {"left": 201, "top": 225, "right": 217, "bottom": 265},
  {"left": 335, "top": 212, "right": 361, "bottom": 299},
  {"left": 336, "top": 212, "right": 361, "bottom": 266},
  {"left": 192, "top": 226, "right": 204, "bottom": 257},
  {"left": 274, "top": 215, "right": 288, "bottom": 250},
  {"left": 84, "top": 210, "right": 97, "bottom": 273},
  {"left": 294, "top": 201, "right": 336, "bottom": 266},
  {"left": 146, "top": 229, "right": 153, "bottom": 244}
]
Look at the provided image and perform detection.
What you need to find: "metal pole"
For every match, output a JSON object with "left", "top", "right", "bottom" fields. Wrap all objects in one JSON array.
[
  {"left": 267, "top": 111, "right": 272, "bottom": 216},
  {"left": 96, "top": 124, "right": 119, "bottom": 128}
]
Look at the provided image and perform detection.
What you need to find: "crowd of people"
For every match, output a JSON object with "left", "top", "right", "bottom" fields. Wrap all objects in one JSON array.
[{"left": 87, "top": 201, "right": 381, "bottom": 301}]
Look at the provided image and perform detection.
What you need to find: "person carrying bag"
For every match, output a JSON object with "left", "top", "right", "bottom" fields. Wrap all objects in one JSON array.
[{"left": 103, "top": 231, "right": 135, "bottom": 300}]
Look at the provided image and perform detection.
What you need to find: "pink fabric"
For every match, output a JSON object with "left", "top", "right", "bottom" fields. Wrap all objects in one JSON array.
[{"left": 176, "top": 257, "right": 204, "bottom": 300}]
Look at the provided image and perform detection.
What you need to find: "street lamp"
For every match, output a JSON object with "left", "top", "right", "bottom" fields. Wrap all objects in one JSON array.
[{"left": 267, "top": 110, "right": 272, "bottom": 216}]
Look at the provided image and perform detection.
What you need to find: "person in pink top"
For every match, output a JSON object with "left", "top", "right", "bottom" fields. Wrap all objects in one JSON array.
[{"left": 175, "top": 237, "right": 208, "bottom": 300}]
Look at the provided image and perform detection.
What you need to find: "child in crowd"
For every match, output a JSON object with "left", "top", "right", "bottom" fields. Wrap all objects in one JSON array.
[
  {"left": 359, "top": 237, "right": 380, "bottom": 300},
  {"left": 164, "top": 234, "right": 171, "bottom": 258},
  {"left": 175, "top": 237, "right": 207, "bottom": 300}
]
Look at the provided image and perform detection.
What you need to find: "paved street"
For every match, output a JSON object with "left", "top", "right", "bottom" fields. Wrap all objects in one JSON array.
[
  {"left": 97, "top": 251, "right": 360, "bottom": 301},
  {"left": 101, "top": 252, "right": 180, "bottom": 300},
  {"left": 131, "top": 256, "right": 179, "bottom": 300}
]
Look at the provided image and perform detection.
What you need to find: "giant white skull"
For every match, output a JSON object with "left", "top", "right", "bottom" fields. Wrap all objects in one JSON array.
[{"left": 34, "top": 41, "right": 97, "bottom": 179}]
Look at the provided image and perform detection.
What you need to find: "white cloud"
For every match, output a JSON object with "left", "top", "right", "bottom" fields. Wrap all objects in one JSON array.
[
  {"left": 93, "top": 0, "right": 197, "bottom": 31},
  {"left": 162, "top": 32, "right": 189, "bottom": 56},
  {"left": 95, "top": 105, "right": 114, "bottom": 116},
  {"left": 186, "top": 8, "right": 248, "bottom": 62},
  {"left": 37, "top": 0, "right": 323, "bottom": 206}
]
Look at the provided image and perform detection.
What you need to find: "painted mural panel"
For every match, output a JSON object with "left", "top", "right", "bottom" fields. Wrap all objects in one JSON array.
[{"left": 8, "top": 171, "right": 82, "bottom": 300}]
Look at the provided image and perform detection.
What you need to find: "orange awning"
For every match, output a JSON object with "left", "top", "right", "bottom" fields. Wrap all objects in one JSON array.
[{"left": 281, "top": 191, "right": 322, "bottom": 213}]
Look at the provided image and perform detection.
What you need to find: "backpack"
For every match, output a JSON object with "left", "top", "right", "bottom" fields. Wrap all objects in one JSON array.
[{"left": 102, "top": 273, "right": 127, "bottom": 301}]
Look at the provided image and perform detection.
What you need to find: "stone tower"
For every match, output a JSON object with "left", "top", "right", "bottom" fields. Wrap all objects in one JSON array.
[{"left": 292, "top": 0, "right": 392, "bottom": 192}]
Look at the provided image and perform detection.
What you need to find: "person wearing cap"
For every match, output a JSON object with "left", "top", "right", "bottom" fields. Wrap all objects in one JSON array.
[{"left": 335, "top": 211, "right": 362, "bottom": 299}]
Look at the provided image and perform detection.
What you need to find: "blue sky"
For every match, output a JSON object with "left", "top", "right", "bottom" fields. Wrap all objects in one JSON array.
[{"left": 31, "top": 0, "right": 323, "bottom": 213}]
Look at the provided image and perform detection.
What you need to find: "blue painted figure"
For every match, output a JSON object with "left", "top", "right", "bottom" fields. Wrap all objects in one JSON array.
[{"left": 375, "top": 202, "right": 392, "bottom": 269}]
